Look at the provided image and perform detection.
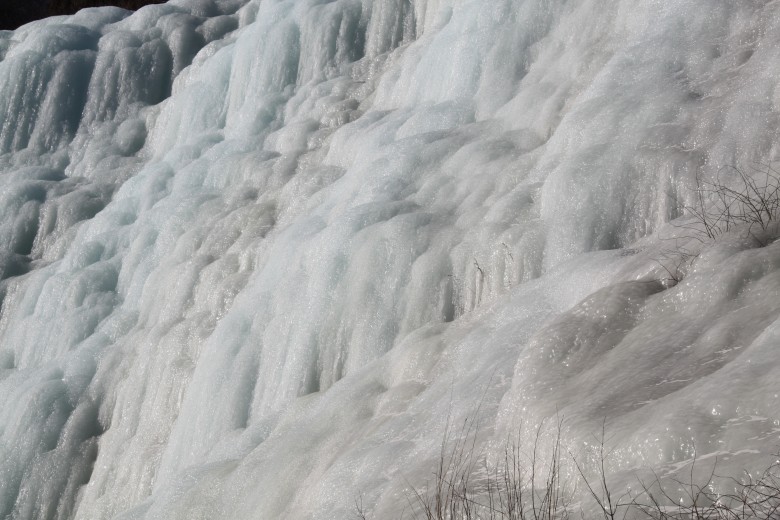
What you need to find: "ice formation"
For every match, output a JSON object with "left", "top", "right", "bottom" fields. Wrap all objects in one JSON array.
[{"left": 1, "top": 0, "right": 779, "bottom": 518}]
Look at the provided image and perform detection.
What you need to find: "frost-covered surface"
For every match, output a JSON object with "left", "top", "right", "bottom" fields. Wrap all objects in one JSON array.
[{"left": 0, "top": 0, "right": 779, "bottom": 518}]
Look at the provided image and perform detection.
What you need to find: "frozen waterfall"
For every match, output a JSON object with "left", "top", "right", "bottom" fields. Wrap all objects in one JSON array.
[{"left": 1, "top": 0, "right": 779, "bottom": 518}]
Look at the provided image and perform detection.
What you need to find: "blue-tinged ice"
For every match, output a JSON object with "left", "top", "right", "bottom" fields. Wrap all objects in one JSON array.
[{"left": 0, "top": 0, "right": 779, "bottom": 518}]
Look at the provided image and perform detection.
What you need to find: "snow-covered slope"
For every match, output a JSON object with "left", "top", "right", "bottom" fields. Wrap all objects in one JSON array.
[{"left": 1, "top": 0, "right": 779, "bottom": 518}]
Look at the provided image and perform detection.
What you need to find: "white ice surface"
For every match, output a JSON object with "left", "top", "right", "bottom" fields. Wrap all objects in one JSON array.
[{"left": 0, "top": 0, "right": 779, "bottom": 518}]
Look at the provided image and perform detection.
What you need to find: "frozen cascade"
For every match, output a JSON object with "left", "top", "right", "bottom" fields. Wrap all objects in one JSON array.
[{"left": 0, "top": 0, "right": 779, "bottom": 518}]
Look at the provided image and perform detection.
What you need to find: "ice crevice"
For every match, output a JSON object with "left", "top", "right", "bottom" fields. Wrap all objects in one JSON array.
[{"left": 0, "top": 0, "right": 780, "bottom": 519}]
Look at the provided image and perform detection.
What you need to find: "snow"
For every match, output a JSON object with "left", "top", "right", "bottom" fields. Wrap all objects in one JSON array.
[{"left": 0, "top": 0, "right": 779, "bottom": 518}]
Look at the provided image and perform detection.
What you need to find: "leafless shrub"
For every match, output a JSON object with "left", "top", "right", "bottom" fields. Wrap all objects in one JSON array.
[
  {"left": 571, "top": 421, "right": 632, "bottom": 520},
  {"left": 651, "top": 243, "right": 700, "bottom": 287},
  {"left": 355, "top": 494, "right": 370, "bottom": 520},
  {"left": 628, "top": 453, "right": 780, "bottom": 520},
  {"left": 738, "top": 457, "right": 780, "bottom": 519},
  {"left": 359, "top": 418, "right": 780, "bottom": 520},
  {"left": 403, "top": 417, "right": 571, "bottom": 520},
  {"left": 654, "top": 162, "right": 780, "bottom": 285},
  {"left": 680, "top": 164, "right": 780, "bottom": 243}
]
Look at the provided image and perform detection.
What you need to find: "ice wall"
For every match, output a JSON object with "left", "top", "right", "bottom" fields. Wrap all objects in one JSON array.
[{"left": 0, "top": 0, "right": 779, "bottom": 518}]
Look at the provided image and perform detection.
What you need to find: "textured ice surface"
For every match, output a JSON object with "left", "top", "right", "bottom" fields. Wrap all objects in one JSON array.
[{"left": 0, "top": 0, "right": 779, "bottom": 518}]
